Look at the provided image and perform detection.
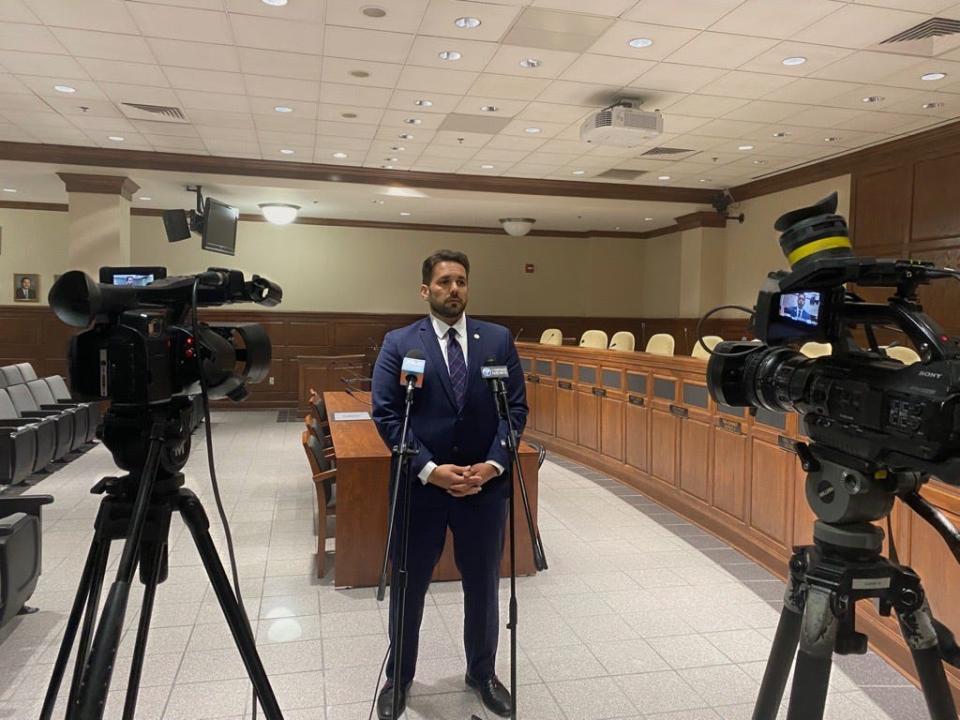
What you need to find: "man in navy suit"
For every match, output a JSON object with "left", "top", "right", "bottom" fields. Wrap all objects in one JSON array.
[{"left": 371, "top": 249, "right": 527, "bottom": 719}]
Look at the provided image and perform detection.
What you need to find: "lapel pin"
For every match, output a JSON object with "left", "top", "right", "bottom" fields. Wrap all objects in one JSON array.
[{"left": 473, "top": 333, "right": 480, "bottom": 340}]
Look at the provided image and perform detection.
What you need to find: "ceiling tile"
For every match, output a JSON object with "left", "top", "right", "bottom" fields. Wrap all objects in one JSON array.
[
  {"left": 244, "top": 74, "right": 320, "bottom": 101},
  {"left": 452, "top": 96, "right": 528, "bottom": 117},
  {"left": 0, "top": 1, "right": 39, "bottom": 23},
  {"left": 24, "top": 0, "right": 139, "bottom": 33},
  {"left": 538, "top": 138, "right": 591, "bottom": 155},
  {"left": 0, "top": 73, "right": 29, "bottom": 94},
  {"left": 99, "top": 82, "right": 180, "bottom": 106},
  {"left": 230, "top": 13, "right": 322, "bottom": 54},
  {"left": 143, "top": 133, "right": 206, "bottom": 150},
  {"left": 482, "top": 45, "right": 579, "bottom": 79},
  {"left": 470, "top": 147, "right": 529, "bottom": 162},
  {"left": 810, "top": 51, "right": 924, "bottom": 84},
  {"left": 260, "top": 143, "right": 315, "bottom": 160},
  {"left": 0, "top": 92, "right": 52, "bottom": 113},
  {"left": 374, "top": 125, "right": 435, "bottom": 142},
  {"left": 78, "top": 58, "right": 170, "bottom": 87},
  {"left": 792, "top": 4, "right": 929, "bottom": 49},
  {"left": 738, "top": 41, "right": 854, "bottom": 77},
  {"left": 722, "top": 100, "right": 809, "bottom": 123},
  {"left": 388, "top": 89, "right": 462, "bottom": 114},
  {"left": 183, "top": 109, "right": 255, "bottom": 129},
  {"left": 882, "top": 59, "right": 960, "bottom": 90},
  {"left": 319, "top": 103, "right": 385, "bottom": 124},
  {"left": 52, "top": 29, "right": 155, "bottom": 64},
  {"left": 517, "top": 101, "right": 592, "bottom": 123},
  {"left": 320, "top": 57, "right": 402, "bottom": 89},
  {"left": 501, "top": 118, "right": 569, "bottom": 138},
  {"left": 710, "top": 0, "right": 843, "bottom": 39},
  {"left": 16, "top": 75, "right": 105, "bottom": 99},
  {"left": 504, "top": 7, "right": 614, "bottom": 53},
  {"left": 381, "top": 109, "right": 447, "bottom": 129},
  {"left": 397, "top": 66, "right": 479, "bottom": 94},
  {"left": 203, "top": 139, "right": 261, "bottom": 155},
  {"left": 664, "top": 32, "right": 779, "bottom": 69},
  {"left": 412, "top": 157, "right": 462, "bottom": 171},
  {"left": 856, "top": 0, "right": 956, "bottom": 10},
  {"left": 130, "top": 119, "right": 200, "bottom": 137},
  {"left": 624, "top": 0, "right": 745, "bottom": 30},
  {"left": 787, "top": 106, "right": 866, "bottom": 128},
  {"left": 836, "top": 110, "right": 929, "bottom": 133},
  {"left": 314, "top": 134, "right": 372, "bottom": 150},
  {"left": 68, "top": 114, "right": 134, "bottom": 132},
  {"left": 659, "top": 134, "right": 729, "bottom": 151},
  {"left": 762, "top": 77, "right": 858, "bottom": 104},
  {"left": 536, "top": 79, "right": 619, "bottom": 105},
  {"left": 41, "top": 127, "right": 96, "bottom": 144},
  {"left": 631, "top": 63, "right": 726, "bottom": 94},
  {"left": 882, "top": 92, "right": 955, "bottom": 117},
  {"left": 1, "top": 108, "right": 66, "bottom": 127},
  {"left": 127, "top": 3, "right": 234, "bottom": 44},
  {"left": 531, "top": 0, "right": 636, "bottom": 16},
  {"left": 178, "top": 89, "right": 251, "bottom": 113},
  {"left": 588, "top": 20, "right": 700, "bottom": 61},
  {"left": 469, "top": 73, "right": 552, "bottom": 101},
  {"left": 697, "top": 71, "right": 793, "bottom": 100},
  {"left": 195, "top": 123, "right": 257, "bottom": 140},
  {"left": 320, "top": 82, "right": 392, "bottom": 107},
  {"left": 44, "top": 96, "right": 121, "bottom": 117},
  {"left": 693, "top": 118, "right": 769, "bottom": 138},
  {"left": 166, "top": 67, "right": 246, "bottom": 95},
  {"left": 485, "top": 134, "right": 547, "bottom": 151},
  {"left": 660, "top": 113, "right": 711, "bottom": 133},
  {"left": 316, "top": 120, "right": 378, "bottom": 138},
  {"left": 418, "top": 0, "right": 524, "bottom": 42},
  {"left": 505, "top": 162, "right": 564, "bottom": 176},
  {"left": 325, "top": 0, "right": 429, "bottom": 33},
  {"left": 323, "top": 26, "right": 414, "bottom": 64},
  {"left": 149, "top": 38, "right": 241, "bottom": 73},
  {"left": 0, "top": 22, "right": 63, "bottom": 53},
  {"left": 559, "top": 54, "right": 654, "bottom": 85},
  {"left": 225, "top": 0, "right": 325, "bottom": 22},
  {"left": 826, "top": 84, "right": 922, "bottom": 111},
  {"left": 0, "top": 124, "right": 37, "bottom": 141},
  {"left": 665, "top": 94, "right": 749, "bottom": 118},
  {"left": 0, "top": 50, "right": 87, "bottom": 78},
  {"left": 238, "top": 48, "right": 321, "bottom": 80},
  {"left": 246, "top": 96, "right": 317, "bottom": 116},
  {"left": 421, "top": 143, "right": 476, "bottom": 159},
  {"left": 253, "top": 113, "right": 316, "bottom": 132},
  {"left": 406, "top": 36, "right": 498, "bottom": 72}
]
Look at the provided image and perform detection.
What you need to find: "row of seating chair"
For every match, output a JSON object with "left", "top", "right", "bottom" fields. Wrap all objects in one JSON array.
[
  {"left": 540, "top": 328, "right": 724, "bottom": 359},
  {"left": 0, "top": 493, "right": 53, "bottom": 629},
  {"left": 800, "top": 342, "right": 922, "bottom": 364},
  {"left": 301, "top": 390, "right": 336, "bottom": 578},
  {"left": 0, "top": 363, "right": 99, "bottom": 485}
]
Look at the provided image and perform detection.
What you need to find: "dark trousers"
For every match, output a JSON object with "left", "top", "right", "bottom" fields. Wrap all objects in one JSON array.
[{"left": 385, "top": 478, "right": 508, "bottom": 687}]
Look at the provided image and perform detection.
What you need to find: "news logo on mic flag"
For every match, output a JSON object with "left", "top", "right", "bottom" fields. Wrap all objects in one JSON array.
[
  {"left": 400, "top": 353, "right": 426, "bottom": 387},
  {"left": 481, "top": 365, "right": 509, "bottom": 379}
]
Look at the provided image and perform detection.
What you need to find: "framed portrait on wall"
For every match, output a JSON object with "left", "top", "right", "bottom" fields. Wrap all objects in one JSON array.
[{"left": 13, "top": 273, "right": 39, "bottom": 302}]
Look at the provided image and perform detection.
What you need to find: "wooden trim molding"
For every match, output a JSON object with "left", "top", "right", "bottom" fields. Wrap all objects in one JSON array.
[
  {"left": 674, "top": 210, "right": 727, "bottom": 230},
  {"left": 57, "top": 172, "right": 140, "bottom": 200},
  {"left": 0, "top": 200, "right": 68, "bottom": 212},
  {"left": 0, "top": 141, "right": 717, "bottom": 205}
]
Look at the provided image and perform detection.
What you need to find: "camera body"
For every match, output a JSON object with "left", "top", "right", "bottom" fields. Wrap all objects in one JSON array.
[
  {"left": 50, "top": 268, "right": 281, "bottom": 407},
  {"left": 707, "top": 193, "right": 960, "bottom": 484}
]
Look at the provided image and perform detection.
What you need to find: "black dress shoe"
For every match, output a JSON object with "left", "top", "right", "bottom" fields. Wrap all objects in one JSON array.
[
  {"left": 465, "top": 673, "right": 512, "bottom": 717},
  {"left": 377, "top": 682, "right": 409, "bottom": 720}
]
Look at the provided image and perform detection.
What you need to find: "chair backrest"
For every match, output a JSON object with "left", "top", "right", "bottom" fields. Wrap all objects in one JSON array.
[
  {"left": 539, "top": 328, "right": 562, "bottom": 346},
  {"left": 15, "top": 363, "right": 37, "bottom": 382},
  {"left": 0, "top": 390, "right": 19, "bottom": 420},
  {"left": 608, "top": 331, "right": 635, "bottom": 352},
  {"left": 691, "top": 335, "right": 724, "bottom": 360},
  {"left": 309, "top": 391, "right": 327, "bottom": 422},
  {"left": 800, "top": 341, "right": 832, "bottom": 358},
  {"left": 26, "top": 380, "right": 57, "bottom": 407},
  {"left": 302, "top": 430, "right": 331, "bottom": 475},
  {"left": 0, "top": 366, "right": 24, "bottom": 387},
  {"left": 579, "top": 330, "right": 608, "bottom": 349},
  {"left": 45, "top": 375, "right": 72, "bottom": 402},
  {"left": 885, "top": 345, "right": 921, "bottom": 365},
  {"left": 6, "top": 384, "right": 39, "bottom": 413},
  {"left": 645, "top": 333, "right": 675, "bottom": 356}
]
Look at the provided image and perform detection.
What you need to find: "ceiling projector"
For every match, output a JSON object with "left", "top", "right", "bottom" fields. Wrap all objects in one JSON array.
[{"left": 580, "top": 101, "right": 663, "bottom": 148}]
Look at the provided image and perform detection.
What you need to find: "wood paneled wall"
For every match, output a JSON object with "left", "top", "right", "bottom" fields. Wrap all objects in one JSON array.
[{"left": 0, "top": 306, "right": 749, "bottom": 407}]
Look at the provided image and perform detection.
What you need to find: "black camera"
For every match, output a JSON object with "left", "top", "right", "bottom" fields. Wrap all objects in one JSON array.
[
  {"left": 706, "top": 192, "right": 960, "bottom": 483},
  {"left": 48, "top": 267, "right": 282, "bottom": 406}
]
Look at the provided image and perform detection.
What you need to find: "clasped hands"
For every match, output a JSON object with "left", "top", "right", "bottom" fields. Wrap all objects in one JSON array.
[{"left": 428, "top": 462, "right": 499, "bottom": 497}]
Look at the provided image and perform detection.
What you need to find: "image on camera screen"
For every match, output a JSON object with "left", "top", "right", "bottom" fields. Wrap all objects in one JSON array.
[
  {"left": 112, "top": 273, "right": 155, "bottom": 287},
  {"left": 778, "top": 291, "right": 820, "bottom": 327}
]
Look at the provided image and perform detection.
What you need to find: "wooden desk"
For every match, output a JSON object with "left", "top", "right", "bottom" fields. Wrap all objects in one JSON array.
[{"left": 324, "top": 391, "right": 540, "bottom": 589}]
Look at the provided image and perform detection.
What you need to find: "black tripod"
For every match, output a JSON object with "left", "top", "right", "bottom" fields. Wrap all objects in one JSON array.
[
  {"left": 753, "top": 444, "right": 960, "bottom": 720},
  {"left": 39, "top": 401, "right": 284, "bottom": 720}
]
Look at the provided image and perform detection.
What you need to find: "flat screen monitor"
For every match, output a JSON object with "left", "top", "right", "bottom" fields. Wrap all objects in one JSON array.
[
  {"left": 201, "top": 197, "right": 238, "bottom": 256},
  {"left": 778, "top": 291, "right": 821, "bottom": 328},
  {"left": 98, "top": 266, "right": 167, "bottom": 286}
]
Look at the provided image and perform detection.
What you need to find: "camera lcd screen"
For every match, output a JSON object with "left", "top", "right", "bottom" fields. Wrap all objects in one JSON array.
[
  {"left": 112, "top": 273, "right": 156, "bottom": 287},
  {"left": 202, "top": 198, "right": 238, "bottom": 256},
  {"left": 778, "top": 291, "right": 821, "bottom": 327}
]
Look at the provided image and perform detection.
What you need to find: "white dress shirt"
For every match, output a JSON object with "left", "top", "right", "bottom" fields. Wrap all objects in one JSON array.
[{"left": 418, "top": 313, "right": 505, "bottom": 485}]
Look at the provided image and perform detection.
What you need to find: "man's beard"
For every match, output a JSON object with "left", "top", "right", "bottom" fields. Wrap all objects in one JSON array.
[{"left": 429, "top": 294, "right": 465, "bottom": 319}]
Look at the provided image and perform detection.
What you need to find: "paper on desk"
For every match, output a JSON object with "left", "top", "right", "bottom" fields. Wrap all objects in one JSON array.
[{"left": 333, "top": 411, "right": 371, "bottom": 421}]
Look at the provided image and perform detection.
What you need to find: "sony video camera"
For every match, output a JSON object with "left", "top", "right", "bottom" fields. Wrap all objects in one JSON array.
[
  {"left": 706, "top": 192, "right": 960, "bottom": 484},
  {"left": 49, "top": 268, "right": 282, "bottom": 406}
]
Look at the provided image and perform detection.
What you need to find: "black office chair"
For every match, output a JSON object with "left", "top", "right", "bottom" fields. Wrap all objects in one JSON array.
[
  {"left": 0, "top": 389, "right": 56, "bottom": 472},
  {"left": 4, "top": 384, "right": 75, "bottom": 460},
  {"left": 0, "top": 493, "right": 53, "bottom": 627},
  {"left": 0, "top": 418, "right": 37, "bottom": 485},
  {"left": 43, "top": 375, "right": 100, "bottom": 442},
  {"left": 26, "top": 380, "right": 91, "bottom": 446}
]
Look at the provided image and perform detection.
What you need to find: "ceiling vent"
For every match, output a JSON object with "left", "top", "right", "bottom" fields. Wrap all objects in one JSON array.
[
  {"left": 596, "top": 169, "right": 647, "bottom": 181},
  {"left": 882, "top": 17, "right": 960, "bottom": 44},
  {"left": 120, "top": 102, "right": 189, "bottom": 123},
  {"left": 640, "top": 146, "right": 696, "bottom": 159}
]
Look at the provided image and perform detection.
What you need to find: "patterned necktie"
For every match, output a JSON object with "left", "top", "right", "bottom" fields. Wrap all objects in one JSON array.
[{"left": 446, "top": 327, "right": 467, "bottom": 408}]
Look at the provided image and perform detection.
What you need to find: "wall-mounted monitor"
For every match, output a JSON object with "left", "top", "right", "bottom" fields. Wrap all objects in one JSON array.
[{"left": 201, "top": 197, "right": 238, "bottom": 256}]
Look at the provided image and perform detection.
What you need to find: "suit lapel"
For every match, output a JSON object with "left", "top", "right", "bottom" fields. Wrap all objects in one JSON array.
[
  {"left": 466, "top": 318, "right": 484, "bottom": 388},
  {"left": 419, "top": 317, "right": 457, "bottom": 410}
]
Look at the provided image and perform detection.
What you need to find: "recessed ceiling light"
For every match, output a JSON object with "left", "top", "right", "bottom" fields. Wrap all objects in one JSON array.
[
  {"left": 782, "top": 56, "right": 807, "bottom": 66},
  {"left": 824, "top": 136, "right": 840, "bottom": 142},
  {"left": 274, "top": 105, "right": 293, "bottom": 113},
  {"left": 386, "top": 157, "right": 399, "bottom": 162},
  {"left": 738, "top": 144, "right": 754, "bottom": 150},
  {"left": 414, "top": 99, "right": 433, "bottom": 107},
  {"left": 54, "top": 84, "right": 76, "bottom": 94},
  {"left": 383, "top": 164, "right": 394, "bottom": 169},
  {"left": 628, "top": 38, "right": 654, "bottom": 48},
  {"left": 438, "top": 50, "right": 462, "bottom": 61},
  {"left": 349, "top": 70, "right": 370, "bottom": 78},
  {"left": 480, "top": 164, "right": 495, "bottom": 169},
  {"left": 644, "top": 217, "right": 653, "bottom": 221},
  {"left": 524, "top": 127, "right": 542, "bottom": 134},
  {"left": 572, "top": 169, "right": 585, "bottom": 175},
  {"left": 657, "top": 175, "right": 671, "bottom": 180},
  {"left": 373, "top": 199, "right": 385, "bottom": 204},
  {"left": 923, "top": 101, "right": 945, "bottom": 109},
  {"left": 400, "top": 211, "right": 412, "bottom": 216},
  {"left": 2, "top": 188, "right": 16, "bottom": 193},
  {"left": 392, "top": 146, "right": 406, "bottom": 151},
  {"left": 862, "top": 95, "right": 884, "bottom": 103},
  {"left": 519, "top": 58, "right": 542, "bottom": 68},
  {"left": 332, "top": 152, "right": 348, "bottom": 159},
  {"left": 399, "top": 133, "right": 413, "bottom": 140},
  {"left": 481, "top": 105, "right": 498, "bottom": 112},
  {"left": 752, "top": 159, "right": 767, "bottom": 165},
  {"left": 262, "top": 0, "right": 288, "bottom": 5},
  {"left": 280, "top": 148, "right": 295, "bottom": 155},
  {"left": 361, "top": 5, "right": 386, "bottom": 17},
  {"left": 772, "top": 131, "right": 790, "bottom": 138},
  {"left": 108, "top": 136, "right": 124, "bottom": 142},
  {"left": 403, "top": 117, "right": 421, "bottom": 125},
  {"left": 341, "top": 112, "right": 358, "bottom": 119},
  {"left": 922, "top": 72, "right": 947, "bottom": 81},
  {"left": 615, "top": 226, "right": 621, "bottom": 231},
  {"left": 454, "top": 16, "right": 481, "bottom": 29}
]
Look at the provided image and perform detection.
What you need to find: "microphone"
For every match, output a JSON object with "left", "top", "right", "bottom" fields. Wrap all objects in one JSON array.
[
  {"left": 481, "top": 356, "right": 509, "bottom": 382},
  {"left": 514, "top": 327, "right": 524, "bottom": 342},
  {"left": 400, "top": 349, "right": 426, "bottom": 389}
]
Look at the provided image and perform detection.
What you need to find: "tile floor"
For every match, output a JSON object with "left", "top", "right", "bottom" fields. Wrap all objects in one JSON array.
[{"left": 0, "top": 411, "right": 931, "bottom": 719}]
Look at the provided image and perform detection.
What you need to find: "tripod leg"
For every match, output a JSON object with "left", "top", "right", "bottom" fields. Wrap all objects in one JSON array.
[
  {"left": 177, "top": 489, "right": 284, "bottom": 720},
  {"left": 122, "top": 539, "right": 167, "bottom": 720},
  {"left": 897, "top": 597, "right": 959, "bottom": 720},
  {"left": 39, "top": 534, "right": 111, "bottom": 720},
  {"left": 752, "top": 565, "right": 805, "bottom": 720},
  {"left": 785, "top": 586, "right": 836, "bottom": 720}
]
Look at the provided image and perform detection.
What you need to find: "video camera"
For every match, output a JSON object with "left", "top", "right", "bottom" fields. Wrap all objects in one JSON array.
[
  {"left": 48, "top": 267, "right": 282, "bottom": 407},
  {"left": 706, "top": 192, "right": 960, "bottom": 484}
]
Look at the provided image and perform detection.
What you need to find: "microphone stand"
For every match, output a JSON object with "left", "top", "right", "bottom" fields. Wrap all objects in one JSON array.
[
  {"left": 487, "top": 373, "right": 547, "bottom": 720},
  {"left": 377, "top": 375, "right": 419, "bottom": 719}
]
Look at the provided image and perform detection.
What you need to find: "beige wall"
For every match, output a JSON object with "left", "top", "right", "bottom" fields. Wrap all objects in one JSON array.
[{"left": 0, "top": 207, "right": 70, "bottom": 306}]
